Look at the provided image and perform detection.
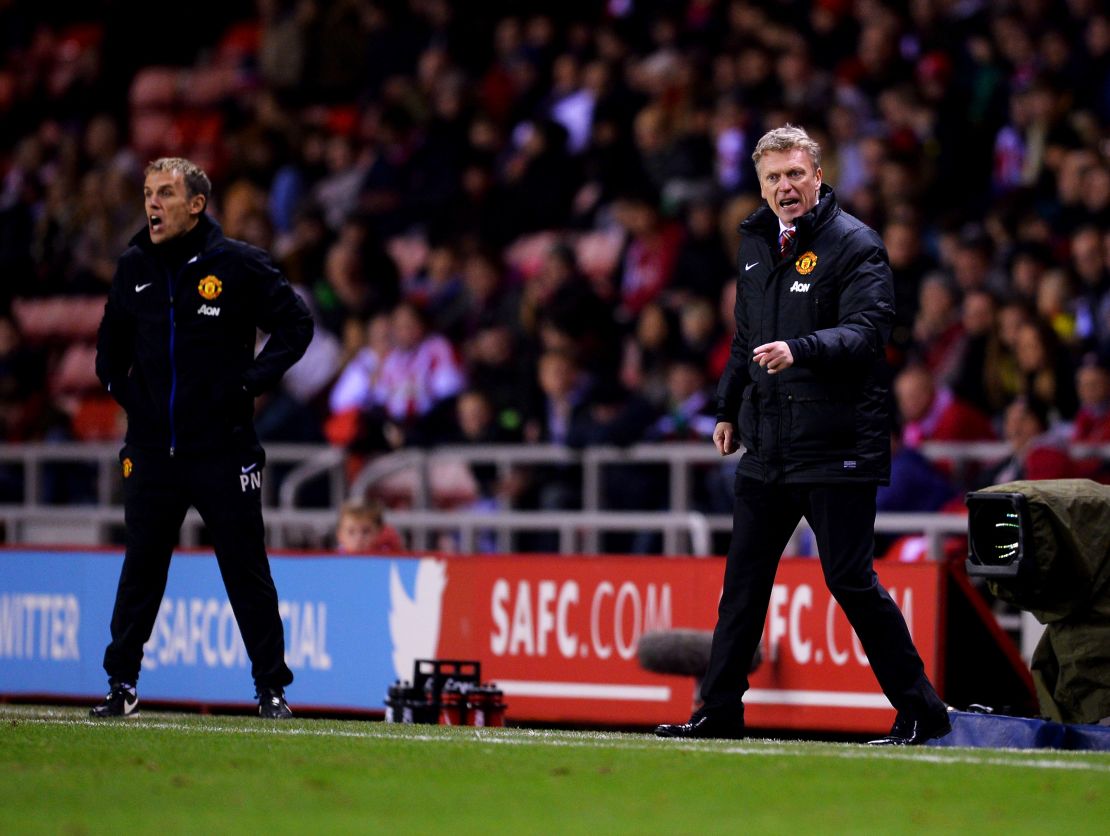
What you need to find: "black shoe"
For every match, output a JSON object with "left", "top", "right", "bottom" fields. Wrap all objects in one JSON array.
[
  {"left": 868, "top": 710, "right": 952, "bottom": 746},
  {"left": 655, "top": 713, "right": 744, "bottom": 740},
  {"left": 257, "top": 687, "right": 293, "bottom": 720},
  {"left": 90, "top": 683, "right": 139, "bottom": 719}
]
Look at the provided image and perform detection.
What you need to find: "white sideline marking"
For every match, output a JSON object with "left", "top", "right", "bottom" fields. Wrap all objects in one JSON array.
[
  {"left": 6, "top": 713, "right": 1110, "bottom": 774},
  {"left": 745, "top": 689, "right": 892, "bottom": 709},
  {"left": 497, "top": 681, "right": 672, "bottom": 701}
]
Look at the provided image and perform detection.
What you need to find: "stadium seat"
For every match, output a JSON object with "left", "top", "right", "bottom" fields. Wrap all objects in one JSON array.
[
  {"left": 377, "top": 459, "right": 480, "bottom": 510},
  {"left": 12, "top": 297, "right": 106, "bottom": 344}
]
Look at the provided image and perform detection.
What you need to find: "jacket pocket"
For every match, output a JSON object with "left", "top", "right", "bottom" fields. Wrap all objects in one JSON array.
[{"left": 786, "top": 386, "right": 856, "bottom": 457}]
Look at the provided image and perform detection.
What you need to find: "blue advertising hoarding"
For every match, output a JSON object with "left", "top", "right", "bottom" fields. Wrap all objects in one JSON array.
[{"left": 0, "top": 549, "right": 423, "bottom": 710}]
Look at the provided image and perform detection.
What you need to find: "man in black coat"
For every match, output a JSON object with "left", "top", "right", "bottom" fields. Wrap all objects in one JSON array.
[
  {"left": 91, "top": 158, "right": 313, "bottom": 720},
  {"left": 655, "top": 126, "right": 950, "bottom": 745}
]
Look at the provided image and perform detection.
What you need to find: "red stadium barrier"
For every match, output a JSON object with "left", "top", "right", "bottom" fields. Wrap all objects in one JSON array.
[{"left": 433, "top": 555, "right": 951, "bottom": 733}]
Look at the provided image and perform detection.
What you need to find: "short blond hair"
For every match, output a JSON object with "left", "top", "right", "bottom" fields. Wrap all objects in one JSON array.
[
  {"left": 338, "top": 497, "right": 384, "bottom": 527},
  {"left": 144, "top": 157, "right": 212, "bottom": 203},
  {"left": 751, "top": 125, "right": 821, "bottom": 171}
]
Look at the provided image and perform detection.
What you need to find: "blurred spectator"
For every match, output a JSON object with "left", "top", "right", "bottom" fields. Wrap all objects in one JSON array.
[
  {"left": 1013, "top": 318, "right": 1080, "bottom": 421},
  {"left": 878, "top": 431, "right": 957, "bottom": 514},
  {"left": 448, "top": 388, "right": 514, "bottom": 498},
  {"left": 1072, "top": 355, "right": 1110, "bottom": 443},
  {"left": 910, "top": 274, "right": 964, "bottom": 378},
  {"left": 1070, "top": 225, "right": 1110, "bottom": 354},
  {"left": 326, "top": 312, "right": 392, "bottom": 448},
  {"left": 511, "top": 348, "right": 592, "bottom": 547},
  {"left": 978, "top": 396, "right": 1087, "bottom": 486},
  {"left": 611, "top": 189, "right": 684, "bottom": 321},
  {"left": 644, "top": 358, "right": 717, "bottom": 443},
  {"left": 674, "top": 297, "right": 721, "bottom": 372},
  {"left": 524, "top": 348, "right": 590, "bottom": 448},
  {"left": 526, "top": 242, "right": 620, "bottom": 381},
  {"left": 621, "top": 302, "right": 677, "bottom": 404},
  {"left": 496, "top": 119, "right": 576, "bottom": 242},
  {"left": 336, "top": 497, "right": 404, "bottom": 554},
  {"left": 949, "top": 289, "right": 1021, "bottom": 416},
  {"left": 894, "top": 364, "right": 996, "bottom": 450},
  {"left": 884, "top": 214, "right": 934, "bottom": 364},
  {"left": 328, "top": 303, "right": 463, "bottom": 452},
  {"left": 950, "top": 227, "right": 1006, "bottom": 297},
  {"left": 708, "top": 279, "right": 737, "bottom": 381},
  {"left": 372, "top": 302, "right": 465, "bottom": 449},
  {"left": 1008, "top": 240, "right": 1053, "bottom": 305},
  {"left": 1035, "top": 268, "right": 1077, "bottom": 346},
  {"left": 667, "top": 198, "right": 733, "bottom": 307},
  {"left": 463, "top": 324, "right": 532, "bottom": 440},
  {"left": 403, "top": 242, "right": 465, "bottom": 336},
  {"left": 453, "top": 247, "right": 521, "bottom": 344},
  {"left": 311, "top": 221, "right": 400, "bottom": 338}
]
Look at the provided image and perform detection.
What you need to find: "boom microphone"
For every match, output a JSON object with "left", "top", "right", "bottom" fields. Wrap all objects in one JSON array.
[{"left": 637, "top": 629, "right": 762, "bottom": 677}]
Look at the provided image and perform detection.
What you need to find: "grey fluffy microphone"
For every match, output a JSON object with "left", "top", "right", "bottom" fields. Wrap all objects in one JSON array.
[{"left": 637, "top": 629, "right": 762, "bottom": 677}]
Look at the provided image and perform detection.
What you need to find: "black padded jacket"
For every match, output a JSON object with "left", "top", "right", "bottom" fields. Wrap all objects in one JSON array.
[
  {"left": 96, "top": 215, "right": 313, "bottom": 456},
  {"left": 716, "top": 185, "right": 894, "bottom": 484}
]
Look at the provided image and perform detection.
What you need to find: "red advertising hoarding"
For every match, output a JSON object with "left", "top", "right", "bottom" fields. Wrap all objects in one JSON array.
[{"left": 433, "top": 555, "right": 943, "bottom": 734}]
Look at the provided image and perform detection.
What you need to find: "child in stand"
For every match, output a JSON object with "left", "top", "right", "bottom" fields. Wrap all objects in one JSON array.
[{"left": 336, "top": 498, "right": 405, "bottom": 554}]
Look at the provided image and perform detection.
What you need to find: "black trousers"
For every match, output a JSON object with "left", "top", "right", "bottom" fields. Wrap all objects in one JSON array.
[
  {"left": 700, "top": 477, "right": 945, "bottom": 722},
  {"left": 102, "top": 444, "right": 293, "bottom": 690}
]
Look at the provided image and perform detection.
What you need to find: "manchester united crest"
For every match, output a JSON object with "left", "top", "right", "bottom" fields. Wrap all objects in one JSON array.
[
  {"left": 795, "top": 251, "right": 818, "bottom": 275},
  {"left": 122, "top": 457, "right": 133, "bottom": 478},
  {"left": 198, "top": 275, "right": 223, "bottom": 300}
]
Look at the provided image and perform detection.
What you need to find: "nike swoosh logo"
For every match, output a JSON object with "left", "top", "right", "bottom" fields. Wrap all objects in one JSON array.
[
  {"left": 241, "top": 463, "right": 258, "bottom": 474},
  {"left": 745, "top": 262, "right": 759, "bottom": 271},
  {"left": 135, "top": 283, "right": 153, "bottom": 292}
]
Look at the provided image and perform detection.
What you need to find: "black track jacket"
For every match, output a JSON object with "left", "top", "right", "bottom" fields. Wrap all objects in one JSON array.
[
  {"left": 96, "top": 215, "right": 313, "bottom": 456},
  {"left": 716, "top": 185, "right": 894, "bottom": 484}
]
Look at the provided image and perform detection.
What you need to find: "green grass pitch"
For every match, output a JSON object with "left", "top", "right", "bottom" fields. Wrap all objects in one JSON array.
[{"left": 1, "top": 705, "right": 1107, "bottom": 834}]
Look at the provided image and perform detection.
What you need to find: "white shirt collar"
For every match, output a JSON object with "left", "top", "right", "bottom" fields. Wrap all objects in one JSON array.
[{"left": 778, "top": 219, "right": 796, "bottom": 235}]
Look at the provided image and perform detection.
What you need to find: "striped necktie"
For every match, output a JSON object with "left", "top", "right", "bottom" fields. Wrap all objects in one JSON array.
[{"left": 779, "top": 226, "right": 796, "bottom": 257}]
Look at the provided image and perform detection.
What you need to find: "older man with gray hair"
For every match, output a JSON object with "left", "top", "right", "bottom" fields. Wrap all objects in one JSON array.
[{"left": 655, "top": 126, "right": 951, "bottom": 745}]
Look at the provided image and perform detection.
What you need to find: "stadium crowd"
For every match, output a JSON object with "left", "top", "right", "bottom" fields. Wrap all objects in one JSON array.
[{"left": 4, "top": 0, "right": 1110, "bottom": 538}]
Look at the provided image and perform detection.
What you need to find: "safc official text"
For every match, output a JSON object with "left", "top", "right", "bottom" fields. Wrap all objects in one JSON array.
[{"left": 142, "top": 597, "right": 332, "bottom": 671}]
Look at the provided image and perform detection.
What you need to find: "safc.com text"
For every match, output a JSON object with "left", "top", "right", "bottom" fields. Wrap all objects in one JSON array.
[
  {"left": 763, "top": 582, "right": 916, "bottom": 667},
  {"left": 487, "top": 578, "right": 915, "bottom": 668},
  {"left": 489, "top": 579, "right": 672, "bottom": 661}
]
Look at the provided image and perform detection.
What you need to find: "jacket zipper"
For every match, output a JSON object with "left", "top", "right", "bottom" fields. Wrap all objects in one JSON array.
[{"left": 167, "top": 266, "right": 177, "bottom": 457}]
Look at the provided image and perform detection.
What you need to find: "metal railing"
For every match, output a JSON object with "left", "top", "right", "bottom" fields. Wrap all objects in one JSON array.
[
  {"left": 0, "top": 505, "right": 712, "bottom": 555},
  {"left": 2, "top": 439, "right": 1107, "bottom": 556}
]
